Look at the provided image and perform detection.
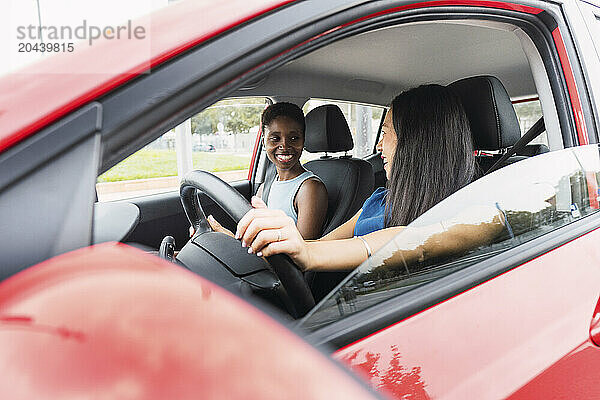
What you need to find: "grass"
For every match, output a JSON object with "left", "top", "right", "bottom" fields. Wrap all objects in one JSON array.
[{"left": 98, "top": 149, "right": 252, "bottom": 182}]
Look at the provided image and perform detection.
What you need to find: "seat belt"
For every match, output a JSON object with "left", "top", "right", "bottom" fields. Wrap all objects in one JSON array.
[
  {"left": 486, "top": 116, "right": 545, "bottom": 175},
  {"left": 261, "top": 161, "right": 277, "bottom": 202}
]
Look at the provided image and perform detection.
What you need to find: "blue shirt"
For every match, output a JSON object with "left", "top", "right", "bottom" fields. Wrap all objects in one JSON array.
[{"left": 354, "top": 187, "right": 387, "bottom": 236}]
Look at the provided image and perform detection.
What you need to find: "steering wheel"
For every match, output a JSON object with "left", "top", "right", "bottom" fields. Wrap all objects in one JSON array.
[{"left": 179, "top": 170, "right": 315, "bottom": 317}]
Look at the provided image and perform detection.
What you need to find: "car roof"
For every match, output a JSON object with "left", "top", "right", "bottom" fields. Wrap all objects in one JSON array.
[
  {"left": 248, "top": 20, "right": 538, "bottom": 106},
  {"left": 0, "top": 0, "right": 295, "bottom": 153}
]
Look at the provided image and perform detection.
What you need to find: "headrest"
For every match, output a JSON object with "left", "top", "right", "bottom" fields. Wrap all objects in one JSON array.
[
  {"left": 448, "top": 75, "right": 521, "bottom": 150},
  {"left": 304, "top": 105, "right": 353, "bottom": 153}
]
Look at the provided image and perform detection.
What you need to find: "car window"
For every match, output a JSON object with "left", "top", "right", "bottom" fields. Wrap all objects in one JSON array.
[
  {"left": 191, "top": 98, "right": 268, "bottom": 181},
  {"left": 513, "top": 98, "right": 547, "bottom": 146},
  {"left": 96, "top": 97, "right": 268, "bottom": 201},
  {"left": 300, "top": 145, "right": 600, "bottom": 331},
  {"left": 302, "top": 99, "right": 385, "bottom": 159}
]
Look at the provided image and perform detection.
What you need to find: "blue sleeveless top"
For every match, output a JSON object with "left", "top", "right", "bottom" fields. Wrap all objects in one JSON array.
[{"left": 354, "top": 187, "right": 387, "bottom": 236}]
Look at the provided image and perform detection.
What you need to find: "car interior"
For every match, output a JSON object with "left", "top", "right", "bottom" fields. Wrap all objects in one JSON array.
[{"left": 93, "top": 16, "right": 574, "bottom": 320}]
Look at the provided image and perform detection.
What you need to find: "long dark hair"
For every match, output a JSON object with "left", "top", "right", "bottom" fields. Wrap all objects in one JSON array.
[{"left": 385, "top": 84, "right": 475, "bottom": 227}]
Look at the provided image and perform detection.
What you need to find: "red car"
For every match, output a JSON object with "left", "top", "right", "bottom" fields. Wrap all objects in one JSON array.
[{"left": 1, "top": 0, "right": 600, "bottom": 398}]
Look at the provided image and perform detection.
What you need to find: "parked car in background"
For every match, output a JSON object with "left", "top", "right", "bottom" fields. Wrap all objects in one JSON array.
[
  {"left": 193, "top": 143, "right": 216, "bottom": 152},
  {"left": 1, "top": 0, "right": 600, "bottom": 398}
]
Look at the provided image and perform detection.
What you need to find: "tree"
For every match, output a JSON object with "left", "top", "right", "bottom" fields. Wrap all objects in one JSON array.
[{"left": 191, "top": 98, "right": 266, "bottom": 136}]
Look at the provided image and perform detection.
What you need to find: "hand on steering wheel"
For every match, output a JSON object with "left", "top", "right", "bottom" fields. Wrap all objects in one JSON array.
[
  {"left": 236, "top": 197, "right": 311, "bottom": 271},
  {"left": 198, "top": 215, "right": 234, "bottom": 238},
  {"left": 180, "top": 170, "right": 315, "bottom": 317}
]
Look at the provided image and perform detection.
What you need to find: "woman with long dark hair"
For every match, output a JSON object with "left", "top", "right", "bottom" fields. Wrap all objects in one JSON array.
[
  {"left": 210, "top": 84, "right": 502, "bottom": 271},
  {"left": 383, "top": 84, "right": 475, "bottom": 228}
]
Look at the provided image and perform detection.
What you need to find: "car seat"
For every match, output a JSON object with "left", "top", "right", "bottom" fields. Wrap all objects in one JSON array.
[
  {"left": 303, "top": 104, "right": 375, "bottom": 300},
  {"left": 302, "top": 104, "right": 375, "bottom": 235},
  {"left": 448, "top": 75, "right": 548, "bottom": 176}
]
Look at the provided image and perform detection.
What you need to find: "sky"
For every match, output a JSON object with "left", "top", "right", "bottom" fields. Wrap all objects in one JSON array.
[{"left": 0, "top": 0, "right": 171, "bottom": 75}]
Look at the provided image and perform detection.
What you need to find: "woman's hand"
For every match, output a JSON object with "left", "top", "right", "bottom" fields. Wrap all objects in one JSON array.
[
  {"left": 207, "top": 215, "right": 235, "bottom": 238},
  {"left": 190, "top": 216, "right": 235, "bottom": 238},
  {"left": 236, "top": 196, "right": 312, "bottom": 270}
]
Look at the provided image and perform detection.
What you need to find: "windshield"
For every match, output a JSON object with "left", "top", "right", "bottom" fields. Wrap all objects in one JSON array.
[{"left": 300, "top": 145, "right": 600, "bottom": 331}]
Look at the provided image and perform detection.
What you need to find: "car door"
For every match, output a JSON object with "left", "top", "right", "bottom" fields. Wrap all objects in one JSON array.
[{"left": 300, "top": 145, "right": 600, "bottom": 399}]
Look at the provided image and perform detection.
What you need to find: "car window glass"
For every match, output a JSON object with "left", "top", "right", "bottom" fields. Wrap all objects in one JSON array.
[
  {"left": 300, "top": 145, "right": 600, "bottom": 331},
  {"left": 97, "top": 134, "right": 180, "bottom": 201},
  {"left": 96, "top": 97, "right": 268, "bottom": 201},
  {"left": 302, "top": 99, "right": 384, "bottom": 159},
  {"left": 513, "top": 98, "right": 547, "bottom": 146},
  {"left": 191, "top": 98, "right": 268, "bottom": 181}
]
